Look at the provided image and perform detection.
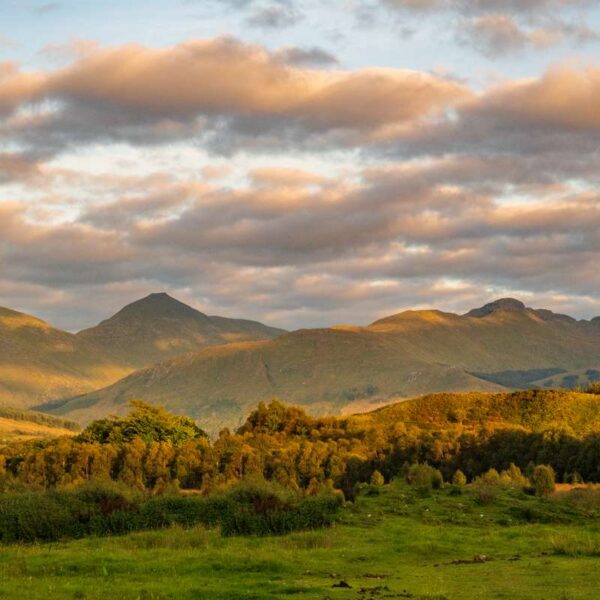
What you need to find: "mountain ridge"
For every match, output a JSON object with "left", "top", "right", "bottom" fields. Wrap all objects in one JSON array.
[
  {"left": 0, "top": 293, "right": 286, "bottom": 409},
  {"left": 76, "top": 292, "right": 286, "bottom": 368},
  {"left": 40, "top": 297, "right": 600, "bottom": 433}
]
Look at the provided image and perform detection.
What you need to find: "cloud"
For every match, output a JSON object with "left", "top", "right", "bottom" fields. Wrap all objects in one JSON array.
[
  {"left": 246, "top": 3, "right": 302, "bottom": 28},
  {"left": 381, "top": 0, "right": 599, "bottom": 55},
  {"left": 384, "top": 0, "right": 590, "bottom": 14},
  {"left": 0, "top": 37, "right": 469, "bottom": 157},
  {"left": 474, "top": 64, "right": 600, "bottom": 129},
  {"left": 35, "top": 2, "right": 61, "bottom": 15},
  {"left": 0, "top": 152, "right": 42, "bottom": 183},
  {"left": 274, "top": 46, "right": 338, "bottom": 67},
  {"left": 2, "top": 36, "right": 600, "bottom": 330},
  {"left": 461, "top": 15, "right": 564, "bottom": 55},
  {"left": 3, "top": 160, "right": 600, "bottom": 330}
]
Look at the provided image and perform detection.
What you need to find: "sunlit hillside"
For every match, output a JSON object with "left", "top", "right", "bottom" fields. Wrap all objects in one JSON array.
[
  {"left": 0, "top": 406, "right": 79, "bottom": 444},
  {"left": 43, "top": 299, "right": 600, "bottom": 432}
]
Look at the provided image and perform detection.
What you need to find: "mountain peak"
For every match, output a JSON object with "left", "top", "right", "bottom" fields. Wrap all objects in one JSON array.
[
  {"left": 76, "top": 293, "right": 284, "bottom": 369},
  {"left": 466, "top": 298, "right": 527, "bottom": 318},
  {"left": 115, "top": 292, "right": 208, "bottom": 320}
]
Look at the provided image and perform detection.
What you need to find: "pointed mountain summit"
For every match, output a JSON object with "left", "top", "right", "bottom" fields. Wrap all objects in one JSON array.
[
  {"left": 47, "top": 297, "right": 600, "bottom": 433},
  {"left": 76, "top": 292, "right": 285, "bottom": 368}
]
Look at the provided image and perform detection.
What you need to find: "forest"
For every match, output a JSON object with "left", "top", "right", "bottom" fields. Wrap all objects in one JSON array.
[{"left": 2, "top": 390, "right": 600, "bottom": 496}]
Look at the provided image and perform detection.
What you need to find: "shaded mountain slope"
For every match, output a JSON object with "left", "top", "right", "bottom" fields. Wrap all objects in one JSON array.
[
  {"left": 44, "top": 298, "right": 600, "bottom": 433},
  {"left": 76, "top": 293, "right": 286, "bottom": 368}
]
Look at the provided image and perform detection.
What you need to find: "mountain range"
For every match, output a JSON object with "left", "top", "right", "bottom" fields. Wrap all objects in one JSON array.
[
  {"left": 19, "top": 295, "right": 600, "bottom": 433},
  {"left": 0, "top": 293, "right": 284, "bottom": 409}
]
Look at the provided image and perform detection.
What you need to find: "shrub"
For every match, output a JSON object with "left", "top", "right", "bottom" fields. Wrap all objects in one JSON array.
[
  {"left": 477, "top": 468, "right": 501, "bottom": 486},
  {"left": 0, "top": 492, "right": 83, "bottom": 543},
  {"left": 531, "top": 465, "right": 556, "bottom": 497},
  {"left": 407, "top": 463, "right": 444, "bottom": 492},
  {"left": 472, "top": 468, "right": 509, "bottom": 505},
  {"left": 564, "top": 472, "right": 583, "bottom": 485},
  {"left": 475, "top": 486, "right": 497, "bottom": 505},
  {"left": 452, "top": 470, "right": 467, "bottom": 486},
  {"left": 370, "top": 470, "right": 385, "bottom": 487},
  {"left": 218, "top": 480, "right": 342, "bottom": 537},
  {"left": 0, "top": 477, "right": 343, "bottom": 544},
  {"left": 500, "top": 464, "right": 529, "bottom": 488}
]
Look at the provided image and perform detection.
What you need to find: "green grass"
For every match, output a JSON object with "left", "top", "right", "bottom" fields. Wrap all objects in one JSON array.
[{"left": 1, "top": 482, "right": 599, "bottom": 599}]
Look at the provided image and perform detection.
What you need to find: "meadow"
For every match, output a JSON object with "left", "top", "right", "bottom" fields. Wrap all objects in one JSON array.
[{"left": 1, "top": 480, "right": 598, "bottom": 600}]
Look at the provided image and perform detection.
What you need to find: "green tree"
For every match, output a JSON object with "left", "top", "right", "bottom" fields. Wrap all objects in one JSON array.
[{"left": 80, "top": 401, "right": 206, "bottom": 445}]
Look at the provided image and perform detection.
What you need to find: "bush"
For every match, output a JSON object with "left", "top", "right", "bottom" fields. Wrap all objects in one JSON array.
[
  {"left": 407, "top": 464, "right": 444, "bottom": 492},
  {"left": 500, "top": 464, "right": 529, "bottom": 488},
  {"left": 370, "top": 470, "right": 385, "bottom": 487},
  {"left": 452, "top": 470, "right": 467, "bottom": 486},
  {"left": 0, "top": 478, "right": 343, "bottom": 544},
  {"left": 477, "top": 468, "right": 501, "bottom": 486},
  {"left": 475, "top": 485, "right": 498, "bottom": 505},
  {"left": 531, "top": 465, "right": 556, "bottom": 497},
  {"left": 564, "top": 472, "right": 583, "bottom": 485},
  {"left": 0, "top": 492, "right": 83, "bottom": 543},
  {"left": 217, "top": 479, "right": 342, "bottom": 537}
]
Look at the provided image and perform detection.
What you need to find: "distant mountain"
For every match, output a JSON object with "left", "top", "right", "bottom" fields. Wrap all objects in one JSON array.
[
  {"left": 1, "top": 294, "right": 285, "bottom": 409},
  {"left": 0, "top": 307, "right": 130, "bottom": 408},
  {"left": 76, "top": 293, "right": 286, "bottom": 368},
  {"left": 42, "top": 298, "right": 600, "bottom": 433}
]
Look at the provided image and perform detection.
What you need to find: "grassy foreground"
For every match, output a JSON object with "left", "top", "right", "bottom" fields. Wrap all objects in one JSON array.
[{"left": 1, "top": 481, "right": 599, "bottom": 600}]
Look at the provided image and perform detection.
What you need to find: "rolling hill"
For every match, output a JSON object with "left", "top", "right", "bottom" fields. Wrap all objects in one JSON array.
[
  {"left": 0, "top": 293, "right": 285, "bottom": 409},
  {"left": 76, "top": 292, "right": 286, "bottom": 368},
  {"left": 41, "top": 298, "right": 600, "bottom": 432},
  {"left": 0, "top": 406, "right": 79, "bottom": 444},
  {"left": 360, "top": 388, "right": 600, "bottom": 437}
]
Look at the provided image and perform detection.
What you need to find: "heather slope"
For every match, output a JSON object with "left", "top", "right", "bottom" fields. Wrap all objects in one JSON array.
[{"left": 361, "top": 389, "right": 600, "bottom": 436}]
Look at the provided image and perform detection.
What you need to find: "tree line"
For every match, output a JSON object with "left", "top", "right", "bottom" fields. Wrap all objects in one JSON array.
[{"left": 1, "top": 395, "right": 599, "bottom": 498}]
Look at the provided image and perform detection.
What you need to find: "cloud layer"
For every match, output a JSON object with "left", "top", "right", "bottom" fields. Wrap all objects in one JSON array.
[{"left": 1, "top": 33, "right": 600, "bottom": 329}]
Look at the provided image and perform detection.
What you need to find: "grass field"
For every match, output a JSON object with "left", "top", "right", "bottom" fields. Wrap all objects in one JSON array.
[{"left": 1, "top": 481, "right": 598, "bottom": 600}]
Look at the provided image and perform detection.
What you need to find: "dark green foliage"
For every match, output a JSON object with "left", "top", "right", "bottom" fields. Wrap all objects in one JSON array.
[
  {"left": 217, "top": 480, "right": 342, "bottom": 537},
  {"left": 406, "top": 464, "right": 443, "bottom": 492},
  {"left": 79, "top": 401, "right": 206, "bottom": 444},
  {"left": 0, "top": 479, "right": 342, "bottom": 544}
]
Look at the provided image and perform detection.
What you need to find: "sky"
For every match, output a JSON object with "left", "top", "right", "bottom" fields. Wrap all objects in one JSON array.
[{"left": 1, "top": 0, "right": 600, "bottom": 331}]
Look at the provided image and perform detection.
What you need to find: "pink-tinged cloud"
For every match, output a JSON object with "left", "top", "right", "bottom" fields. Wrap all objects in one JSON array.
[
  {"left": 0, "top": 38, "right": 469, "bottom": 135},
  {"left": 475, "top": 65, "right": 600, "bottom": 129}
]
